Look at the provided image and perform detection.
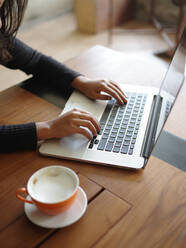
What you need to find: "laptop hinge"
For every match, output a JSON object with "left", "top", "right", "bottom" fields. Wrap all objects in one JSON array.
[{"left": 141, "top": 95, "right": 163, "bottom": 159}]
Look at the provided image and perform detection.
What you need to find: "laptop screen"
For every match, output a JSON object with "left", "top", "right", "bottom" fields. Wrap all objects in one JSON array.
[
  {"left": 151, "top": 28, "right": 186, "bottom": 170},
  {"left": 159, "top": 27, "right": 186, "bottom": 99},
  {"left": 143, "top": 28, "right": 186, "bottom": 161}
]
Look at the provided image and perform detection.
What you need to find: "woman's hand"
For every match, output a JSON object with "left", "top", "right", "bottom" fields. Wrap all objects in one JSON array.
[
  {"left": 36, "top": 108, "right": 100, "bottom": 141},
  {"left": 72, "top": 76, "right": 127, "bottom": 104}
]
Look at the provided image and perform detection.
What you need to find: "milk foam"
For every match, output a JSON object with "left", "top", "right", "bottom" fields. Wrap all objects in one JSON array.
[{"left": 30, "top": 169, "right": 76, "bottom": 203}]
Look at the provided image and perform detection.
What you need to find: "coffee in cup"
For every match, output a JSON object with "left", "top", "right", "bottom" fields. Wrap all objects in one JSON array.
[{"left": 16, "top": 166, "right": 79, "bottom": 215}]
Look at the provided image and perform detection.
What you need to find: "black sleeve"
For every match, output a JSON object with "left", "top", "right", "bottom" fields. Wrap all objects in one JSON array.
[
  {"left": 5, "top": 37, "right": 81, "bottom": 90},
  {"left": 1, "top": 38, "right": 81, "bottom": 153},
  {"left": 0, "top": 123, "right": 37, "bottom": 153}
]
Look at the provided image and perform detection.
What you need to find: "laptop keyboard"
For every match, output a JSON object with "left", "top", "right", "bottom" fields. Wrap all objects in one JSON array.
[
  {"left": 165, "top": 100, "right": 172, "bottom": 121},
  {"left": 88, "top": 92, "right": 147, "bottom": 155}
]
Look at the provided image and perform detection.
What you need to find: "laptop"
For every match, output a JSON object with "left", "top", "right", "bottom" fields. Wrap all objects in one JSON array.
[{"left": 39, "top": 28, "right": 186, "bottom": 169}]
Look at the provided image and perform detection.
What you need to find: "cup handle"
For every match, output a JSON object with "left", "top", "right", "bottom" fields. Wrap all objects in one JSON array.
[{"left": 16, "top": 187, "right": 33, "bottom": 204}]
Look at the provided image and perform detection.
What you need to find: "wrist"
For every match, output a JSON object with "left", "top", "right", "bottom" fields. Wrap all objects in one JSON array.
[
  {"left": 72, "top": 75, "right": 88, "bottom": 89},
  {"left": 36, "top": 121, "right": 51, "bottom": 140}
]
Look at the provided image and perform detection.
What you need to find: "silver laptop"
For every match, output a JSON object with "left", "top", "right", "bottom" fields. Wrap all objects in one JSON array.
[{"left": 39, "top": 28, "right": 186, "bottom": 169}]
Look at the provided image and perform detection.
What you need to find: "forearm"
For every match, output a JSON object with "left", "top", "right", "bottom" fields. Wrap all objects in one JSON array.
[
  {"left": 5, "top": 38, "right": 81, "bottom": 90},
  {"left": 0, "top": 123, "right": 37, "bottom": 153}
]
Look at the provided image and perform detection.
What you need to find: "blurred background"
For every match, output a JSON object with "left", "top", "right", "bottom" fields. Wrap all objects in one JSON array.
[{"left": 0, "top": 0, "right": 185, "bottom": 91}]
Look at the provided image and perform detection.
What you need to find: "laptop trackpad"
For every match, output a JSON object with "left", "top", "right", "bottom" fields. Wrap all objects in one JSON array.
[
  {"left": 59, "top": 134, "right": 89, "bottom": 152},
  {"left": 152, "top": 130, "right": 186, "bottom": 172}
]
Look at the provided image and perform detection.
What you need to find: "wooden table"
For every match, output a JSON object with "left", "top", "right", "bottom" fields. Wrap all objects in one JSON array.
[{"left": 0, "top": 46, "right": 186, "bottom": 248}]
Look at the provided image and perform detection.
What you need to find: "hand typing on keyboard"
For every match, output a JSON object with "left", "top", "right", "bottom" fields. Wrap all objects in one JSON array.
[
  {"left": 72, "top": 76, "right": 127, "bottom": 105},
  {"left": 37, "top": 76, "right": 127, "bottom": 143},
  {"left": 36, "top": 108, "right": 100, "bottom": 141}
]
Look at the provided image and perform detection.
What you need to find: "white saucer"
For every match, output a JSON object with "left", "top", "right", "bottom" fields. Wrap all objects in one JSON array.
[{"left": 24, "top": 187, "right": 87, "bottom": 228}]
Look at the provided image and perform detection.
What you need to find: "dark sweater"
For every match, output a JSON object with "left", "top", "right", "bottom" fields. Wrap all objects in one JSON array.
[{"left": 0, "top": 38, "right": 80, "bottom": 152}]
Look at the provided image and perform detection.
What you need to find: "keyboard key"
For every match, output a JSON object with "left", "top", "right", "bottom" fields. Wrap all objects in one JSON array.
[
  {"left": 116, "top": 117, "right": 122, "bottom": 121},
  {"left": 133, "top": 109, "right": 138, "bottom": 113},
  {"left": 123, "top": 140, "right": 130, "bottom": 146},
  {"left": 103, "top": 130, "right": 109, "bottom": 135},
  {"left": 116, "top": 137, "right": 123, "bottom": 142},
  {"left": 130, "top": 144, "right": 134, "bottom": 149},
  {"left": 108, "top": 138, "right": 115, "bottom": 143},
  {"left": 102, "top": 134, "right": 109, "bottom": 139},
  {"left": 130, "top": 120, "right": 135, "bottom": 124},
  {"left": 131, "top": 139, "right": 136, "bottom": 144},
  {"left": 113, "top": 147, "right": 120, "bottom": 153},
  {"left": 88, "top": 143, "right": 93, "bottom": 149},
  {"left": 114, "top": 142, "right": 122, "bottom": 147},
  {"left": 121, "top": 145, "right": 129, "bottom": 154},
  {"left": 128, "top": 128, "right": 134, "bottom": 132},
  {"left": 111, "top": 129, "right": 117, "bottom": 133},
  {"left": 105, "top": 142, "right": 114, "bottom": 151},
  {"left": 126, "top": 110, "right": 131, "bottom": 114},
  {"left": 124, "top": 137, "right": 131, "bottom": 142},
  {"left": 100, "top": 121, "right": 106, "bottom": 126},
  {"left": 119, "top": 131, "right": 125, "bottom": 135},
  {"left": 97, "top": 139, "right": 107, "bottom": 150},
  {"left": 135, "top": 125, "right": 139, "bottom": 130},
  {"left": 115, "top": 120, "right": 121, "bottom": 125},
  {"left": 131, "top": 118, "right": 136, "bottom": 122},
  {"left": 108, "top": 121, "right": 114, "bottom": 125},
  {"left": 126, "top": 133, "right": 132, "bottom": 137},
  {"left": 122, "top": 121, "right": 128, "bottom": 125},
  {"left": 128, "top": 149, "right": 133, "bottom": 155},
  {"left": 133, "top": 134, "right": 137, "bottom": 139},
  {"left": 120, "top": 128, "right": 126, "bottom": 132}
]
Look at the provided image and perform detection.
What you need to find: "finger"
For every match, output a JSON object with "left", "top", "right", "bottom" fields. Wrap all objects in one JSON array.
[
  {"left": 73, "top": 119, "right": 98, "bottom": 137},
  {"left": 73, "top": 108, "right": 95, "bottom": 117},
  {"left": 74, "top": 127, "right": 92, "bottom": 140},
  {"left": 109, "top": 80, "right": 127, "bottom": 98},
  {"left": 108, "top": 83, "right": 127, "bottom": 104},
  {"left": 109, "top": 80, "right": 127, "bottom": 103},
  {"left": 72, "top": 110, "right": 100, "bottom": 132},
  {"left": 100, "top": 84, "right": 124, "bottom": 104},
  {"left": 80, "top": 113, "right": 100, "bottom": 132},
  {"left": 94, "top": 94, "right": 112, "bottom": 101}
]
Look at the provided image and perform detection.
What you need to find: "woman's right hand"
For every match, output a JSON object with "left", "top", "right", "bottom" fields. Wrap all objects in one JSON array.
[{"left": 36, "top": 108, "right": 101, "bottom": 141}]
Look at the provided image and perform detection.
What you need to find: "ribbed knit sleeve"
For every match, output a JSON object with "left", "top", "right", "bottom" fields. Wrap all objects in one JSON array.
[
  {"left": 0, "top": 38, "right": 82, "bottom": 153},
  {"left": 0, "top": 122, "right": 37, "bottom": 152},
  {"left": 5, "top": 38, "right": 81, "bottom": 90}
]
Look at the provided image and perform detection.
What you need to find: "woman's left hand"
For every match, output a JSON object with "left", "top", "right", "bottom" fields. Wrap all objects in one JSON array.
[{"left": 72, "top": 76, "right": 127, "bottom": 104}]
